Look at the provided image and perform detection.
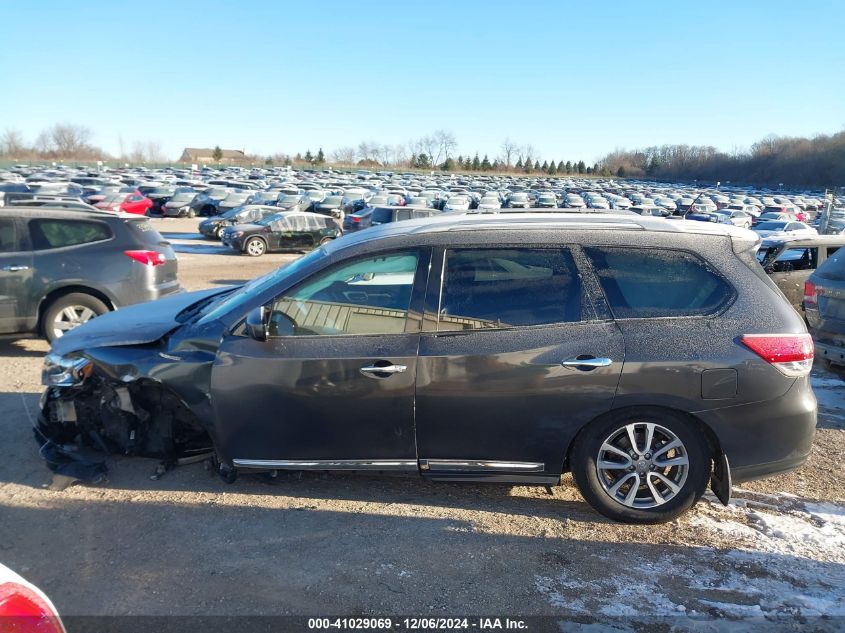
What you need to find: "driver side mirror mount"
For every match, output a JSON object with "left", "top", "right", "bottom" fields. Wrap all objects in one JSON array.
[{"left": 245, "top": 306, "right": 269, "bottom": 342}]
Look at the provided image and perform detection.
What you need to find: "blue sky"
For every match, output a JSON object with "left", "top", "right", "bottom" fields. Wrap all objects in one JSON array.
[{"left": 1, "top": 0, "right": 843, "bottom": 163}]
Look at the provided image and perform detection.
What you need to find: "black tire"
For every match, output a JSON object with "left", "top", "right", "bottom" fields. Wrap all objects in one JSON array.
[
  {"left": 42, "top": 292, "right": 110, "bottom": 343},
  {"left": 213, "top": 225, "right": 222, "bottom": 239},
  {"left": 244, "top": 237, "right": 267, "bottom": 257},
  {"left": 570, "top": 408, "right": 711, "bottom": 524}
]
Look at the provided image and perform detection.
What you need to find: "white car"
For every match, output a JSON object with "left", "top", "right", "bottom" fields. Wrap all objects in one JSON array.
[
  {"left": 716, "top": 210, "right": 754, "bottom": 229},
  {"left": 443, "top": 195, "right": 471, "bottom": 213},
  {"left": 754, "top": 220, "right": 818, "bottom": 239}
]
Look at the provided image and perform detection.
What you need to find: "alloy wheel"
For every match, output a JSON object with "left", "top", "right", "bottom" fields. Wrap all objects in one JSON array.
[
  {"left": 595, "top": 422, "right": 689, "bottom": 508},
  {"left": 52, "top": 305, "right": 97, "bottom": 339}
]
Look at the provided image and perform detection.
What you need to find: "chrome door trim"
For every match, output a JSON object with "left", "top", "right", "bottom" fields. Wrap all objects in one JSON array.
[
  {"left": 420, "top": 459, "right": 545, "bottom": 473},
  {"left": 232, "top": 459, "right": 417, "bottom": 471}
]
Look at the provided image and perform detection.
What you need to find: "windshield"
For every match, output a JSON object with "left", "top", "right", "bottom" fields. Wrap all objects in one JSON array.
[
  {"left": 169, "top": 193, "right": 195, "bottom": 204},
  {"left": 199, "top": 247, "right": 328, "bottom": 324},
  {"left": 279, "top": 195, "right": 301, "bottom": 205},
  {"left": 756, "top": 221, "right": 788, "bottom": 230},
  {"left": 256, "top": 212, "right": 287, "bottom": 225}
]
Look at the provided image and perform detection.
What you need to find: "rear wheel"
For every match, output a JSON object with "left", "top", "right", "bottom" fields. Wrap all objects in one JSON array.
[
  {"left": 319, "top": 236, "right": 334, "bottom": 246},
  {"left": 42, "top": 293, "right": 109, "bottom": 342},
  {"left": 187, "top": 208, "right": 196, "bottom": 218},
  {"left": 570, "top": 408, "right": 711, "bottom": 523},
  {"left": 244, "top": 237, "right": 266, "bottom": 257}
]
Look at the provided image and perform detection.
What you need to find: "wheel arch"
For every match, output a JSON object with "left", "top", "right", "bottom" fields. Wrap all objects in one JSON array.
[
  {"left": 37, "top": 285, "right": 117, "bottom": 335},
  {"left": 563, "top": 404, "right": 723, "bottom": 473}
]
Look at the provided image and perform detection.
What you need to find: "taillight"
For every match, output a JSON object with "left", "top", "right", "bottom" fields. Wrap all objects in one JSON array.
[
  {"left": 803, "top": 281, "right": 818, "bottom": 309},
  {"left": 0, "top": 582, "right": 64, "bottom": 633},
  {"left": 741, "top": 333, "right": 814, "bottom": 376},
  {"left": 351, "top": 216, "right": 361, "bottom": 223},
  {"left": 124, "top": 250, "right": 166, "bottom": 266}
]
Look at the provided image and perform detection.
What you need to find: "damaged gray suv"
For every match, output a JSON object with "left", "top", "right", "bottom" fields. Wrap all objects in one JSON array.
[{"left": 37, "top": 214, "right": 817, "bottom": 523}]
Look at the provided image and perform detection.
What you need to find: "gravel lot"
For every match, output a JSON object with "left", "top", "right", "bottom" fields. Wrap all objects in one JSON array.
[{"left": 1, "top": 217, "right": 843, "bottom": 628}]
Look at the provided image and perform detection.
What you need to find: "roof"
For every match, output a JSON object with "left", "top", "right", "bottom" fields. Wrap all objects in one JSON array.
[{"left": 324, "top": 211, "right": 756, "bottom": 255}]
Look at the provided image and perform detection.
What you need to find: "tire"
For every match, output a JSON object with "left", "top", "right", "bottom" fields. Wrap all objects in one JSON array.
[
  {"left": 187, "top": 208, "right": 196, "bottom": 219},
  {"left": 570, "top": 408, "right": 711, "bottom": 524},
  {"left": 319, "top": 236, "right": 334, "bottom": 246},
  {"left": 42, "top": 293, "right": 110, "bottom": 343},
  {"left": 213, "top": 225, "right": 222, "bottom": 239},
  {"left": 244, "top": 237, "right": 267, "bottom": 257}
]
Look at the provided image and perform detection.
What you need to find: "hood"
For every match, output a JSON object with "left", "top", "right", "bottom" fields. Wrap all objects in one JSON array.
[{"left": 49, "top": 287, "right": 231, "bottom": 356}]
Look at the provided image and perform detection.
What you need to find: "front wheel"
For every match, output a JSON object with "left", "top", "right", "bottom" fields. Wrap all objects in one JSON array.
[
  {"left": 570, "top": 408, "right": 710, "bottom": 523},
  {"left": 42, "top": 293, "right": 110, "bottom": 342},
  {"left": 244, "top": 237, "right": 266, "bottom": 257}
]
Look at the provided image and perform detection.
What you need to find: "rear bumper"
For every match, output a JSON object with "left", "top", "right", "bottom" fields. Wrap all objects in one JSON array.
[{"left": 693, "top": 377, "right": 817, "bottom": 484}]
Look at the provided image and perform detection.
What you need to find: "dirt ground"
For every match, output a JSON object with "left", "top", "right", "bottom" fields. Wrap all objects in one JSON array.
[{"left": 0, "top": 217, "right": 843, "bottom": 629}]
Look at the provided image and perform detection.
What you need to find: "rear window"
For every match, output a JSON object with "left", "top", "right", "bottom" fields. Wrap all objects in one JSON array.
[
  {"left": 817, "top": 248, "right": 845, "bottom": 281},
  {"left": 125, "top": 219, "right": 165, "bottom": 247},
  {"left": 29, "top": 219, "right": 112, "bottom": 250},
  {"left": 585, "top": 247, "right": 734, "bottom": 318}
]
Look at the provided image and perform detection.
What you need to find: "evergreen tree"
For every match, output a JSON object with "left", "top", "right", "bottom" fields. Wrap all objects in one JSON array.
[
  {"left": 548, "top": 161, "right": 557, "bottom": 175},
  {"left": 472, "top": 153, "right": 480, "bottom": 170},
  {"left": 442, "top": 157, "right": 455, "bottom": 171},
  {"left": 586, "top": 165, "right": 592, "bottom": 174},
  {"left": 481, "top": 154, "right": 492, "bottom": 171},
  {"left": 515, "top": 157, "right": 524, "bottom": 170},
  {"left": 534, "top": 159, "right": 541, "bottom": 171},
  {"left": 492, "top": 159, "right": 500, "bottom": 171},
  {"left": 416, "top": 153, "right": 431, "bottom": 168},
  {"left": 616, "top": 166, "right": 626, "bottom": 178},
  {"left": 316, "top": 148, "right": 325, "bottom": 164},
  {"left": 577, "top": 160, "right": 586, "bottom": 174},
  {"left": 541, "top": 160, "right": 549, "bottom": 172},
  {"left": 304, "top": 150, "right": 313, "bottom": 163},
  {"left": 295, "top": 152, "right": 303, "bottom": 162},
  {"left": 565, "top": 160, "right": 572, "bottom": 174},
  {"left": 212, "top": 146, "right": 223, "bottom": 163},
  {"left": 456, "top": 155, "right": 464, "bottom": 169}
]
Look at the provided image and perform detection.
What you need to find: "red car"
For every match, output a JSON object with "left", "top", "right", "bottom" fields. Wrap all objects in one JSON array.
[
  {"left": 94, "top": 192, "right": 153, "bottom": 215},
  {"left": 0, "top": 562, "right": 65, "bottom": 633}
]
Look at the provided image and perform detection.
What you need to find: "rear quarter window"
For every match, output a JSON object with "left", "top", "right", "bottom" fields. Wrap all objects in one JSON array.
[
  {"left": 585, "top": 246, "right": 734, "bottom": 318},
  {"left": 29, "top": 219, "right": 112, "bottom": 250}
]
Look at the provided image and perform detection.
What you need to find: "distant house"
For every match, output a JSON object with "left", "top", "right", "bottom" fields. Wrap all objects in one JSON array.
[{"left": 179, "top": 147, "right": 245, "bottom": 164}]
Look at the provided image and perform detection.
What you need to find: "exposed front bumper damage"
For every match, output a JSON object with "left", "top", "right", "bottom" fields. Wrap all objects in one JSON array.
[{"left": 37, "top": 369, "right": 213, "bottom": 483}]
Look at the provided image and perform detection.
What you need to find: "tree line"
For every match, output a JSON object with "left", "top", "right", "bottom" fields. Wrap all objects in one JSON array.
[{"left": 598, "top": 130, "right": 845, "bottom": 187}]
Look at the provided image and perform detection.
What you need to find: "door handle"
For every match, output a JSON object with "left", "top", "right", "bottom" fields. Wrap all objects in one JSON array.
[
  {"left": 1, "top": 265, "right": 29, "bottom": 272},
  {"left": 360, "top": 363, "right": 407, "bottom": 377},
  {"left": 561, "top": 356, "right": 613, "bottom": 370}
]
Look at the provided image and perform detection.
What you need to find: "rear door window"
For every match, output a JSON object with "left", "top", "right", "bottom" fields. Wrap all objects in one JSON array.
[
  {"left": 584, "top": 247, "right": 734, "bottom": 318},
  {"left": 438, "top": 248, "right": 587, "bottom": 330},
  {"left": 28, "top": 219, "right": 112, "bottom": 250}
]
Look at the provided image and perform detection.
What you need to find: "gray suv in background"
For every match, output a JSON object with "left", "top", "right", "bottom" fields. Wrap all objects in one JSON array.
[{"left": 0, "top": 207, "right": 180, "bottom": 341}]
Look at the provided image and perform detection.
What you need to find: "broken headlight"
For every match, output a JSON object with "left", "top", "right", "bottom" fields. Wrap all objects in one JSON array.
[{"left": 42, "top": 353, "right": 93, "bottom": 387}]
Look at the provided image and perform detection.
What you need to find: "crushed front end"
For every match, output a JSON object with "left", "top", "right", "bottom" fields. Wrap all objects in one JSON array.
[{"left": 37, "top": 351, "right": 214, "bottom": 482}]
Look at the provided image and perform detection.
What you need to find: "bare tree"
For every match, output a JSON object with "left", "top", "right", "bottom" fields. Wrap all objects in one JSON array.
[
  {"left": 500, "top": 138, "right": 519, "bottom": 168},
  {"left": 49, "top": 123, "right": 93, "bottom": 157},
  {"left": 331, "top": 146, "right": 357, "bottom": 164},
  {"left": 432, "top": 130, "right": 457, "bottom": 167},
  {"left": 0, "top": 129, "right": 25, "bottom": 156},
  {"left": 34, "top": 131, "right": 51, "bottom": 155},
  {"left": 145, "top": 141, "right": 165, "bottom": 163},
  {"left": 419, "top": 134, "right": 438, "bottom": 167}
]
